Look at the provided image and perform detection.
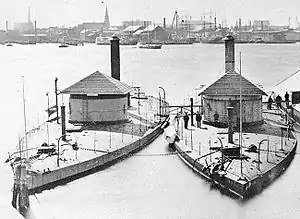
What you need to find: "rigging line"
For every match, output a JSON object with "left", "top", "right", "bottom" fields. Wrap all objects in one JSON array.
[{"left": 273, "top": 69, "right": 300, "bottom": 87}]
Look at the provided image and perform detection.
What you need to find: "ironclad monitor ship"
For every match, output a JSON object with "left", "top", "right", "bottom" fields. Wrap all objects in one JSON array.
[
  {"left": 164, "top": 35, "right": 297, "bottom": 199},
  {"left": 8, "top": 36, "right": 167, "bottom": 217}
]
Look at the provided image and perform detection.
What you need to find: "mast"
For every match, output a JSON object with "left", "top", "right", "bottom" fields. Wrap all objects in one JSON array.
[
  {"left": 22, "top": 76, "right": 28, "bottom": 160},
  {"left": 46, "top": 92, "right": 50, "bottom": 145},
  {"left": 239, "top": 52, "right": 243, "bottom": 177}
]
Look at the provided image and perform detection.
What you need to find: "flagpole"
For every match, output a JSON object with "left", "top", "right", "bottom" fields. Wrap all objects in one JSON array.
[
  {"left": 22, "top": 76, "right": 28, "bottom": 160},
  {"left": 239, "top": 52, "right": 243, "bottom": 178},
  {"left": 46, "top": 92, "right": 50, "bottom": 145},
  {"left": 55, "top": 77, "right": 59, "bottom": 124}
]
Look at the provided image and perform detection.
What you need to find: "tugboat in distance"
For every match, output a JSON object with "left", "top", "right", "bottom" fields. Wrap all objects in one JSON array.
[{"left": 138, "top": 42, "right": 162, "bottom": 49}]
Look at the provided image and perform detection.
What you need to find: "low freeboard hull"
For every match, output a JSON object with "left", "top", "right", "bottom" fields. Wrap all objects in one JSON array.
[
  {"left": 174, "top": 139, "right": 297, "bottom": 199},
  {"left": 27, "top": 123, "right": 165, "bottom": 195}
]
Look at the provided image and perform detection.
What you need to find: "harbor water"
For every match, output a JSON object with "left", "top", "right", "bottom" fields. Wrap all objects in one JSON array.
[{"left": 1, "top": 43, "right": 300, "bottom": 218}]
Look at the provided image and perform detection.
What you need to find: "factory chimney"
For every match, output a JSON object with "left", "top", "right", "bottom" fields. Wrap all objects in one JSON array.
[
  {"left": 110, "top": 35, "right": 120, "bottom": 81},
  {"left": 224, "top": 35, "right": 235, "bottom": 73},
  {"left": 163, "top": 17, "right": 166, "bottom": 29},
  {"left": 5, "top": 21, "right": 8, "bottom": 33}
]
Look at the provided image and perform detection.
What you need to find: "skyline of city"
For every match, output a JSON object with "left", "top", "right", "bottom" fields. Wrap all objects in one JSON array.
[{"left": 1, "top": 0, "right": 300, "bottom": 29}]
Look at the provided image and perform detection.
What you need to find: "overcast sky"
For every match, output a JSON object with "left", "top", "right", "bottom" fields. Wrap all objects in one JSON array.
[{"left": 0, "top": 0, "right": 299, "bottom": 29}]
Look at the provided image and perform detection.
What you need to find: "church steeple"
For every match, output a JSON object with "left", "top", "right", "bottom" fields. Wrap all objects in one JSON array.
[{"left": 104, "top": 6, "right": 110, "bottom": 30}]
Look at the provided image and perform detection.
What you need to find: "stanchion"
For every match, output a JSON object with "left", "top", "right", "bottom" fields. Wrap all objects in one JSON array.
[
  {"left": 132, "top": 122, "right": 134, "bottom": 138},
  {"left": 109, "top": 126, "right": 112, "bottom": 149},
  {"left": 122, "top": 126, "right": 124, "bottom": 143},
  {"left": 190, "top": 128, "right": 193, "bottom": 150}
]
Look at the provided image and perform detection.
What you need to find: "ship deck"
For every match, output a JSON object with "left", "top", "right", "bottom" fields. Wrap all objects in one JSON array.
[
  {"left": 9, "top": 97, "right": 160, "bottom": 174},
  {"left": 172, "top": 107, "right": 297, "bottom": 195}
]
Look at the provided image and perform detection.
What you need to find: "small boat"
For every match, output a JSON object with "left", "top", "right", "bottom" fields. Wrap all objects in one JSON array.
[
  {"left": 66, "top": 41, "right": 78, "bottom": 46},
  {"left": 95, "top": 36, "right": 110, "bottom": 45},
  {"left": 120, "top": 38, "right": 138, "bottom": 45},
  {"left": 139, "top": 43, "right": 162, "bottom": 49},
  {"left": 59, "top": 43, "right": 68, "bottom": 48},
  {"left": 6, "top": 43, "right": 13, "bottom": 47},
  {"left": 139, "top": 24, "right": 162, "bottom": 49}
]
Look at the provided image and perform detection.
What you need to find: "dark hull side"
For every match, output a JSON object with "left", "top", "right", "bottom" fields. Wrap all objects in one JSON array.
[
  {"left": 27, "top": 123, "right": 165, "bottom": 195},
  {"left": 174, "top": 140, "right": 297, "bottom": 200}
]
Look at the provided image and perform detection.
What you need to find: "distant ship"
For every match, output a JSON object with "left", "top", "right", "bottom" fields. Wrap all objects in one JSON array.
[
  {"left": 95, "top": 36, "right": 110, "bottom": 45},
  {"left": 59, "top": 43, "right": 68, "bottom": 48},
  {"left": 119, "top": 37, "right": 138, "bottom": 45},
  {"left": 162, "top": 37, "right": 195, "bottom": 45},
  {"left": 138, "top": 43, "right": 162, "bottom": 49},
  {"left": 138, "top": 40, "right": 162, "bottom": 49}
]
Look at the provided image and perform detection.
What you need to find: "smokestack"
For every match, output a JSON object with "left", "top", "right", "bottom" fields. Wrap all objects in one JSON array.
[
  {"left": 110, "top": 35, "right": 120, "bottom": 81},
  {"left": 61, "top": 105, "right": 66, "bottom": 141},
  {"left": 214, "top": 17, "right": 217, "bottom": 30},
  {"left": 34, "top": 20, "right": 37, "bottom": 43},
  {"left": 227, "top": 106, "right": 234, "bottom": 143},
  {"left": 5, "top": 21, "right": 8, "bottom": 33},
  {"left": 163, "top": 17, "right": 166, "bottom": 29},
  {"left": 224, "top": 35, "right": 235, "bottom": 73},
  {"left": 239, "top": 18, "right": 242, "bottom": 31}
]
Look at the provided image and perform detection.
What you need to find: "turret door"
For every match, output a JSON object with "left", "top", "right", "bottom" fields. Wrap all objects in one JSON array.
[{"left": 82, "top": 99, "right": 88, "bottom": 121}]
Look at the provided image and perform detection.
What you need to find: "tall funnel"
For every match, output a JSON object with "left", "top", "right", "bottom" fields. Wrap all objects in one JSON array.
[
  {"left": 224, "top": 35, "right": 235, "bottom": 73},
  {"left": 110, "top": 35, "right": 120, "bottom": 81}
]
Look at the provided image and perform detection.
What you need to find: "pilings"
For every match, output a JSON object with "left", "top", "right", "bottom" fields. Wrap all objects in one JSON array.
[{"left": 12, "top": 164, "right": 30, "bottom": 217}]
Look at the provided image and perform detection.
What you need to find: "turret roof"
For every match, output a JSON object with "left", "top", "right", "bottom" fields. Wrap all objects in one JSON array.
[
  {"left": 199, "top": 72, "right": 267, "bottom": 96},
  {"left": 61, "top": 71, "right": 132, "bottom": 95}
]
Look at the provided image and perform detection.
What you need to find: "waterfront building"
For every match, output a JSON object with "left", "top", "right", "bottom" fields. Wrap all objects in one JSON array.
[
  {"left": 122, "top": 20, "right": 152, "bottom": 28},
  {"left": 0, "top": 30, "right": 5, "bottom": 42},
  {"left": 253, "top": 20, "right": 270, "bottom": 31},
  {"left": 80, "top": 6, "right": 111, "bottom": 41},
  {"left": 81, "top": 22, "right": 104, "bottom": 31},
  {"left": 122, "top": 25, "right": 144, "bottom": 36},
  {"left": 14, "top": 7, "right": 34, "bottom": 33},
  {"left": 135, "top": 25, "right": 168, "bottom": 42},
  {"left": 199, "top": 36, "right": 267, "bottom": 127}
]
